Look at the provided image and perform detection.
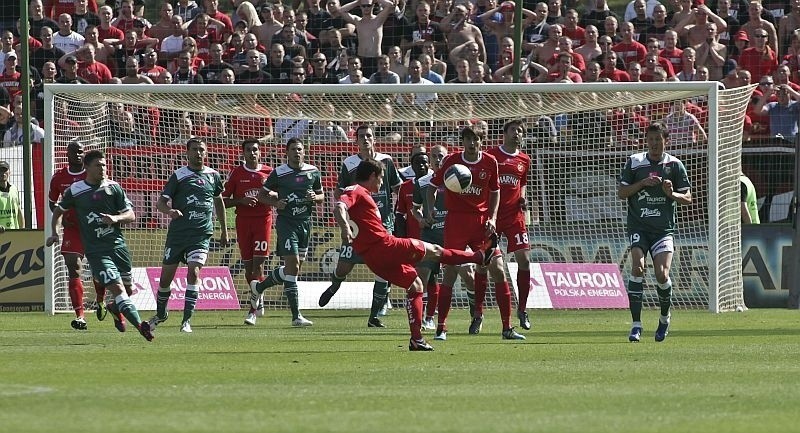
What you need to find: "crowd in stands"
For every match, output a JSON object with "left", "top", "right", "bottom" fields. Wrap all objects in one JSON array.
[{"left": 0, "top": 0, "right": 798, "bottom": 147}]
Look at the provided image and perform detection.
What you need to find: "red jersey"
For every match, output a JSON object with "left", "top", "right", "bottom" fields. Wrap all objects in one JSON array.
[
  {"left": 0, "top": 71, "right": 21, "bottom": 99},
  {"left": 601, "top": 68, "right": 630, "bottom": 82},
  {"left": 138, "top": 65, "right": 167, "bottom": 83},
  {"left": 430, "top": 151, "right": 499, "bottom": 215},
  {"left": 45, "top": 0, "right": 98, "bottom": 18},
  {"left": 486, "top": 146, "right": 530, "bottom": 224},
  {"left": 563, "top": 26, "right": 586, "bottom": 47},
  {"left": 739, "top": 47, "right": 778, "bottom": 82},
  {"left": 97, "top": 25, "right": 125, "bottom": 43},
  {"left": 338, "top": 184, "right": 389, "bottom": 253},
  {"left": 395, "top": 179, "right": 421, "bottom": 239},
  {"left": 659, "top": 48, "right": 683, "bottom": 71},
  {"left": 222, "top": 163, "right": 273, "bottom": 218},
  {"left": 78, "top": 61, "right": 113, "bottom": 83},
  {"left": 612, "top": 41, "right": 647, "bottom": 67},
  {"left": 48, "top": 166, "right": 86, "bottom": 229}
]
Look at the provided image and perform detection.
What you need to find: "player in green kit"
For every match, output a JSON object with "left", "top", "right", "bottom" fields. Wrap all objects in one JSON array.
[
  {"left": 46, "top": 150, "right": 154, "bottom": 342},
  {"left": 149, "top": 138, "right": 229, "bottom": 334},
  {"left": 618, "top": 122, "right": 692, "bottom": 343},
  {"left": 317, "top": 125, "right": 403, "bottom": 328},
  {"left": 246, "top": 138, "right": 324, "bottom": 327}
]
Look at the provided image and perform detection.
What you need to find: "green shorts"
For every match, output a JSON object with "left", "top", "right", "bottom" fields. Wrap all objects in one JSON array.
[
  {"left": 337, "top": 244, "right": 364, "bottom": 264},
  {"left": 276, "top": 217, "right": 311, "bottom": 257},
  {"left": 163, "top": 235, "right": 211, "bottom": 265},
  {"left": 87, "top": 248, "right": 132, "bottom": 287}
]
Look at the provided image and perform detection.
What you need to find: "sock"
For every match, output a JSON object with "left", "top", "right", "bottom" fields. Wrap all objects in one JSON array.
[
  {"left": 369, "top": 280, "right": 389, "bottom": 319},
  {"left": 182, "top": 285, "right": 199, "bottom": 323},
  {"left": 440, "top": 248, "right": 482, "bottom": 265},
  {"left": 627, "top": 276, "right": 644, "bottom": 323},
  {"left": 284, "top": 275, "right": 300, "bottom": 320},
  {"left": 406, "top": 290, "right": 424, "bottom": 340},
  {"left": 496, "top": 280, "right": 512, "bottom": 329},
  {"left": 115, "top": 293, "right": 142, "bottom": 328},
  {"left": 256, "top": 266, "right": 285, "bottom": 292},
  {"left": 425, "top": 281, "right": 439, "bottom": 318},
  {"left": 328, "top": 271, "right": 345, "bottom": 294},
  {"left": 68, "top": 277, "right": 84, "bottom": 318},
  {"left": 657, "top": 278, "right": 672, "bottom": 319},
  {"left": 94, "top": 280, "right": 106, "bottom": 305},
  {"left": 437, "top": 284, "right": 453, "bottom": 329},
  {"left": 473, "top": 272, "right": 488, "bottom": 317},
  {"left": 466, "top": 288, "right": 475, "bottom": 318},
  {"left": 156, "top": 287, "right": 171, "bottom": 320},
  {"left": 516, "top": 269, "right": 531, "bottom": 311}
]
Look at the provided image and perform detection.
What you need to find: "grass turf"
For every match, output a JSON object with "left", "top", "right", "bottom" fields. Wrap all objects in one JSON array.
[{"left": 1, "top": 308, "right": 799, "bottom": 433}]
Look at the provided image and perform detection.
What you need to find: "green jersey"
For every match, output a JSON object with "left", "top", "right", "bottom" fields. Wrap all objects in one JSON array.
[
  {"left": 161, "top": 166, "right": 224, "bottom": 240},
  {"left": 0, "top": 183, "right": 20, "bottom": 229},
  {"left": 413, "top": 173, "right": 447, "bottom": 243},
  {"left": 263, "top": 162, "right": 323, "bottom": 221},
  {"left": 57, "top": 179, "right": 132, "bottom": 255},
  {"left": 338, "top": 152, "right": 402, "bottom": 231},
  {"left": 619, "top": 151, "right": 690, "bottom": 235}
]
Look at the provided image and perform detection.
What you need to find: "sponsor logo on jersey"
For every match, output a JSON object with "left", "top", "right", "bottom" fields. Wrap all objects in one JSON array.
[
  {"left": 462, "top": 185, "right": 483, "bottom": 195},
  {"left": 187, "top": 210, "right": 205, "bottom": 220},
  {"left": 640, "top": 208, "right": 662, "bottom": 218},
  {"left": 479, "top": 171, "right": 487, "bottom": 179},
  {"left": 499, "top": 174, "right": 520, "bottom": 186}
]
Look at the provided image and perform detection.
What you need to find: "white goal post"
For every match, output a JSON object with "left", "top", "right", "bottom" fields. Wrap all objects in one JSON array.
[{"left": 43, "top": 82, "right": 755, "bottom": 314}]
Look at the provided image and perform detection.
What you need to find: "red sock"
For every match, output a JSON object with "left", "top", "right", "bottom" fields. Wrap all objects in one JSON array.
[
  {"left": 425, "top": 282, "right": 439, "bottom": 318},
  {"left": 496, "top": 280, "right": 512, "bottom": 329},
  {"left": 406, "top": 291, "right": 423, "bottom": 340},
  {"left": 516, "top": 269, "right": 531, "bottom": 311},
  {"left": 474, "top": 273, "right": 487, "bottom": 317},
  {"left": 68, "top": 277, "right": 84, "bottom": 318},
  {"left": 94, "top": 280, "right": 106, "bottom": 305},
  {"left": 440, "top": 248, "right": 481, "bottom": 265},
  {"left": 437, "top": 284, "right": 453, "bottom": 329}
]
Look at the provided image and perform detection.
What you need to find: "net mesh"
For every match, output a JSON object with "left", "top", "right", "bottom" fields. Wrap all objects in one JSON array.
[{"left": 45, "top": 83, "right": 755, "bottom": 313}]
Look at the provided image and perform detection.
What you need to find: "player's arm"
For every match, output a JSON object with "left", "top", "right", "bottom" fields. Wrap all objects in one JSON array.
[
  {"left": 100, "top": 208, "right": 135, "bottom": 226},
  {"left": 256, "top": 188, "right": 280, "bottom": 207},
  {"left": 335, "top": 1, "right": 361, "bottom": 25},
  {"left": 157, "top": 195, "right": 183, "bottom": 219},
  {"left": 214, "top": 195, "right": 229, "bottom": 246},
  {"left": 46, "top": 206, "right": 66, "bottom": 246},
  {"left": 618, "top": 177, "right": 662, "bottom": 199},
  {"left": 333, "top": 201, "right": 354, "bottom": 244},
  {"left": 487, "top": 189, "right": 500, "bottom": 232}
]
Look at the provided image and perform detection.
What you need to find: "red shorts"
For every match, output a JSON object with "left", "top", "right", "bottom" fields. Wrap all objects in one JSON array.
[
  {"left": 361, "top": 236, "right": 426, "bottom": 290},
  {"left": 444, "top": 212, "right": 489, "bottom": 252},
  {"left": 497, "top": 214, "right": 529, "bottom": 254},
  {"left": 60, "top": 226, "right": 84, "bottom": 256},
  {"left": 236, "top": 214, "right": 272, "bottom": 261}
]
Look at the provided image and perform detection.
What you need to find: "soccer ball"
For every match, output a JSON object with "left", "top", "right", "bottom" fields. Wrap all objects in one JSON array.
[{"left": 444, "top": 164, "right": 472, "bottom": 193}]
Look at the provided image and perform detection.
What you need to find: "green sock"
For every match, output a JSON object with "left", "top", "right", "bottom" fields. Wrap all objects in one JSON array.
[
  {"left": 369, "top": 280, "right": 389, "bottom": 319},
  {"left": 156, "top": 288, "right": 170, "bottom": 320},
  {"left": 257, "top": 266, "right": 285, "bottom": 292},
  {"left": 627, "top": 277, "right": 644, "bottom": 323},
  {"left": 182, "top": 286, "right": 199, "bottom": 323},
  {"left": 116, "top": 296, "right": 142, "bottom": 328},
  {"left": 656, "top": 279, "right": 672, "bottom": 318},
  {"left": 284, "top": 275, "right": 299, "bottom": 320}
]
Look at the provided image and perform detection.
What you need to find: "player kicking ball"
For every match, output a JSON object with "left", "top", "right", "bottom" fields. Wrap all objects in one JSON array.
[{"left": 334, "top": 158, "right": 496, "bottom": 351}]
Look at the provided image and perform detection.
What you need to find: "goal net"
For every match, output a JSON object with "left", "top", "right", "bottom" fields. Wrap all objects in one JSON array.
[{"left": 43, "top": 82, "right": 754, "bottom": 314}]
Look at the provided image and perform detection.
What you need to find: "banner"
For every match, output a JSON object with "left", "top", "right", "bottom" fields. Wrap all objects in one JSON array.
[
  {"left": 508, "top": 262, "right": 628, "bottom": 309},
  {"left": 0, "top": 230, "right": 44, "bottom": 311},
  {"left": 125, "top": 266, "right": 240, "bottom": 311}
]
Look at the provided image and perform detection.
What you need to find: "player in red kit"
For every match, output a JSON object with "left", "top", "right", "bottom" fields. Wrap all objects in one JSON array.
[
  {"left": 222, "top": 139, "right": 273, "bottom": 315},
  {"left": 486, "top": 120, "right": 533, "bottom": 331},
  {"left": 334, "top": 158, "right": 495, "bottom": 351},
  {"left": 48, "top": 140, "right": 108, "bottom": 330},
  {"left": 426, "top": 126, "right": 526, "bottom": 341}
]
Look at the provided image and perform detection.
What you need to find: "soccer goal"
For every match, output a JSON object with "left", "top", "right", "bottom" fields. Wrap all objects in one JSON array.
[{"left": 43, "top": 82, "right": 754, "bottom": 314}]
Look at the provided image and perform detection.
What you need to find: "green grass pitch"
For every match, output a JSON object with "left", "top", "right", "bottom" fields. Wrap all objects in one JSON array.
[{"left": 2, "top": 308, "right": 800, "bottom": 433}]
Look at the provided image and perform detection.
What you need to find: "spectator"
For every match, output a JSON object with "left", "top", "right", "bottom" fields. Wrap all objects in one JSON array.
[
  {"left": 602, "top": 15, "right": 621, "bottom": 42},
  {"left": 627, "top": 0, "right": 653, "bottom": 37},
  {"left": 273, "top": 23, "right": 308, "bottom": 60},
  {"left": 306, "top": 0, "right": 332, "bottom": 38},
  {"left": 189, "top": 14, "right": 223, "bottom": 65},
  {"left": 31, "top": 26, "right": 65, "bottom": 75},
  {"left": 0, "top": 54, "right": 22, "bottom": 100},
  {"left": 96, "top": 5, "right": 124, "bottom": 46},
  {"left": 547, "top": 0, "right": 565, "bottom": 24},
  {"left": 275, "top": 96, "right": 311, "bottom": 143},
  {"left": 753, "top": 83, "right": 800, "bottom": 139},
  {"left": 369, "top": 54, "right": 401, "bottom": 83},
  {"left": 583, "top": 60, "right": 604, "bottom": 81},
  {"left": 339, "top": 55, "right": 369, "bottom": 83},
  {"left": 669, "top": 0, "right": 693, "bottom": 28},
  {"left": 419, "top": 53, "right": 445, "bottom": 82},
  {"left": 148, "top": 2, "right": 176, "bottom": 41},
  {"left": 197, "top": 43, "right": 232, "bottom": 83},
  {"left": 0, "top": 160, "right": 23, "bottom": 231},
  {"left": 673, "top": 3, "right": 728, "bottom": 48},
  {"left": 774, "top": 64, "right": 800, "bottom": 91},
  {"left": 236, "top": 1, "right": 263, "bottom": 34},
  {"left": 448, "top": 58, "right": 471, "bottom": 82},
  {"left": 575, "top": 25, "right": 602, "bottom": 62},
  {"left": 778, "top": 2, "right": 800, "bottom": 57},
  {"left": 693, "top": 22, "right": 727, "bottom": 80},
  {"left": 627, "top": 60, "right": 642, "bottom": 81},
  {"left": 53, "top": 13, "right": 85, "bottom": 53},
  {"left": 387, "top": 45, "right": 408, "bottom": 78},
  {"left": 530, "top": 22, "right": 561, "bottom": 65},
  {"left": 739, "top": 28, "right": 778, "bottom": 80},
  {"left": 169, "top": 115, "right": 194, "bottom": 146},
  {"left": 581, "top": 0, "right": 618, "bottom": 30},
  {"left": 175, "top": 0, "right": 201, "bottom": 23},
  {"left": 638, "top": 4, "right": 669, "bottom": 45},
  {"left": 112, "top": 0, "right": 147, "bottom": 34},
  {"left": 138, "top": 47, "right": 167, "bottom": 82},
  {"left": 715, "top": 0, "right": 740, "bottom": 51},
  {"left": 0, "top": 32, "right": 13, "bottom": 75},
  {"left": 82, "top": 25, "right": 114, "bottom": 70},
  {"left": 402, "top": 0, "right": 447, "bottom": 60},
  {"left": 730, "top": 29, "right": 749, "bottom": 61},
  {"left": 334, "top": 0, "right": 396, "bottom": 77},
  {"left": 173, "top": 50, "right": 205, "bottom": 84},
  {"left": 237, "top": 49, "right": 273, "bottom": 84},
  {"left": 264, "top": 43, "right": 293, "bottom": 83},
  {"left": 201, "top": 0, "right": 233, "bottom": 36},
  {"left": 3, "top": 104, "right": 45, "bottom": 147},
  {"left": 55, "top": 55, "right": 88, "bottom": 83},
  {"left": 401, "top": 59, "right": 437, "bottom": 107},
  {"left": 305, "top": 52, "right": 338, "bottom": 83},
  {"left": 740, "top": 0, "right": 777, "bottom": 53},
  {"left": 160, "top": 15, "right": 187, "bottom": 63},
  {"left": 540, "top": 51, "right": 583, "bottom": 81},
  {"left": 173, "top": 36, "right": 205, "bottom": 73},
  {"left": 663, "top": 101, "right": 707, "bottom": 146},
  {"left": 119, "top": 55, "right": 153, "bottom": 83},
  {"left": 442, "top": 3, "right": 488, "bottom": 65},
  {"left": 612, "top": 21, "right": 646, "bottom": 68},
  {"left": 562, "top": 8, "right": 586, "bottom": 46},
  {"left": 659, "top": 30, "right": 683, "bottom": 71},
  {"left": 522, "top": 2, "right": 551, "bottom": 48},
  {"left": 29, "top": 0, "right": 60, "bottom": 42},
  {"left": 422, "top": 40, "right": 448, "bottom": 77},
  {"left": 547, "top": 35, "right": 585, "bottom": 71},
  {"left": 623, "top": 0, "right": 662, "bottom": 21},
  {"left": 643, "top": 38, "right": 674, "bottom": 77}
]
